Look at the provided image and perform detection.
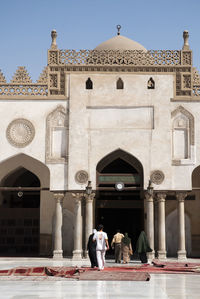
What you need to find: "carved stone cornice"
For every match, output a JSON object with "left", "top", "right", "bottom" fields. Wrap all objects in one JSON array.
[
  {"left": 156, "top": 192, "right": 167, "bottom": 202},
  {"left": 176, "top": 192, "right": 188, "bottom": 202}
]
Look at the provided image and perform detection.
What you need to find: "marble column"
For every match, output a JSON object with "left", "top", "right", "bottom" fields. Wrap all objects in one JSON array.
[
  {"left": 156, "top": 192, "right": 167, "bottom": 260},
  {"left": 84, "top": 192, "right": 95, "bottom": 257},
  {"left": 145, "top": 192, "right": 155, "bottom": 260},
  {"left": 53, "top": 192, "right": 64, "bottom": 259},
  {"left": 72, "top": 193, "right": 83, "bottom": 260},
  {"left": 176, "top": 192, "right": 187, "bottom": 260}
]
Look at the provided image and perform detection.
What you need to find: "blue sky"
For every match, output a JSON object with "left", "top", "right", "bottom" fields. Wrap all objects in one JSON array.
[{"left": 0, "top": 0, "right": 200, "bottom": 81}]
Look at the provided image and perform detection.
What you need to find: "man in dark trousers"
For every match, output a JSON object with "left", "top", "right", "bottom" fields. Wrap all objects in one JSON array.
[{"left": 87, "top": 229, "right": 98, "bottom": 268}]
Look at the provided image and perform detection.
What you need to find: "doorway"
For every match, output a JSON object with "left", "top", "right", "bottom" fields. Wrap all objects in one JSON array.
[{"left": 96, "top": 149, "right": 144, "bottom": 255}]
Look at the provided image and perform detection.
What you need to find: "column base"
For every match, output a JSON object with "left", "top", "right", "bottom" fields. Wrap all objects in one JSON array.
[
  {"left": 178, "top": 250, "right": 187, "bottom": 260},
  {"left": 53, "top": 250, "right": 63, "bottom": 259},
  {"left": 72, "top": 250, "right": 83, "bottom": 260},
  {"left": 157, "top": 250, "right": 166, "bottom": 260},
  {"left": 147, "top": 251, "right": 155, "bottom": 260}
]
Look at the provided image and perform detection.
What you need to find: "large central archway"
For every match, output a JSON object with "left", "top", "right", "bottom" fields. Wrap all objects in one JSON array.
[{"left": 96, "top": 149, "right": 144, "bottom": 252}]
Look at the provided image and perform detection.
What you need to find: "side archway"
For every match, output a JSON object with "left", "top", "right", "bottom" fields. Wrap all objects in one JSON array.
[
  {"left": 0, "top": 154, "right": 51, "bottom": 256},
  {"left": 0, "top": 153, "right": 50, "bottom": 188}
]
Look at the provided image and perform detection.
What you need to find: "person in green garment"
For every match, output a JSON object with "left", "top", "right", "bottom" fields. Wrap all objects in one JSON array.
[{"left": 136, "top": 231, "right": 152, "bottom": 264}]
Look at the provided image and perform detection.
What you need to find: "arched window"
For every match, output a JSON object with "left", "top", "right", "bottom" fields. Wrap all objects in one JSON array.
[
  {"left": 86, "top": 78, "right": 93, "bottom": 89},
  {"left": 147, "top": 77, "right": 155, "bottom": 89},
  {"left": 116, "top": 78, "right": 124, "bottom": 89}
]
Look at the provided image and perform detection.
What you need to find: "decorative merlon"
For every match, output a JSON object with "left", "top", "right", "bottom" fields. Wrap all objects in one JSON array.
[
  {"left": 37, "top": 67, "right": 48, "bottom": 84},
  {"left": 0, "top": 69, "right": 6, "bottom": 83},
  {"left": 11, "top": 66, "right": 32, "bottom": 84},
  {"left": 193, "top": 67, "right": 200, "bottom": 85}
]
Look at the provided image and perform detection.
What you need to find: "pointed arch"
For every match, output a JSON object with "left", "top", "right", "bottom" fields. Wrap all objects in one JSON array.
[
  {"left": 116, "top": 77, "right": 124, "bottom": 89},
  {"left": 96, "top": 149, "right": 143, "bottom": 187},
  {"left": 171, "top": 106, "right": 195, "bottom": 165},
  {"left": 0, "top": 154, "right": 50, "bottom": 188}
]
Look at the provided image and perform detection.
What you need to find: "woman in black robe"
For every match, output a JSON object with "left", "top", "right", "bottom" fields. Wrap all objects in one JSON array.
[
  {"left": 87, "top": 229, "right": 98, "bottom": 268},
  {"left": 136, "top": 231, "right": 152, "bottom": 264}
]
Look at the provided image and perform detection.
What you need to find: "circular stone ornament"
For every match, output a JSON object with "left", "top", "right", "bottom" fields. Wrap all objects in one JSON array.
[
  {"left": 150, "top": 170, "right": 165, "bottom": 185},
  {"left": 75, "top": 170, "right": 89, "bottom": 184},
  {"left": 6, "top": 118, "right": 35, "bottom": 148}
]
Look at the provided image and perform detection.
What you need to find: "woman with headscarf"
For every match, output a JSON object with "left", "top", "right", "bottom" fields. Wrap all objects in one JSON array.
[
  {"left": 121, "top": 232, "right": 133, "bottom": 264},
  {"left": 136, "top": 231, "right": 152, "bottom": 264},
  {"left": 87, "top": 229, "right": 98, "bottom": 268}
]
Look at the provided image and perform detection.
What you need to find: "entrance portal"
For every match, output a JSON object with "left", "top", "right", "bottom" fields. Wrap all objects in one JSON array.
[
  {"left": 0, "top": 168, "right": 40, "bottom": 256},
  {"left": 96, "top": 150, "right": 144, "bottom": 254}
]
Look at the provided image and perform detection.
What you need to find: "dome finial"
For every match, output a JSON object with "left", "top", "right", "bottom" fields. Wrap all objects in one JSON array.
[{"left": 116, "top": 25, "right": 121, "bottom": 35}]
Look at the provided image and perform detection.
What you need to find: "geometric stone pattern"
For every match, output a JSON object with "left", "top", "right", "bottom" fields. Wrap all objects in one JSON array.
[
  {"left": 58, "top": 49, "right": 181, "bottom": 66},
  {"left": 150, "top": 170, "right": 165, "bottom": 185},
  {"left": 6, "top": 118, "right": 35, "bottom": 148},
  {"left": 75, "top": 170, "right": 89, "bottom": 184}
]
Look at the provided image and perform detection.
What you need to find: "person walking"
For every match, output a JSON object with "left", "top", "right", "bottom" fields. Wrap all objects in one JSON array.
[
  {"left": 93, "top": 224, "right": 109, "bottom": 270},
  {"left": 136, "top": 230, "right": 152, "bottom": 264},
  {"left": 121, "top": 232, "right": 133, "bottom": 264},
  {"left": 87, "top": 229, "right": 98, "bottom": 268},
  {"left": 111, "top": 229, "right": 124, "bottom": 263}
]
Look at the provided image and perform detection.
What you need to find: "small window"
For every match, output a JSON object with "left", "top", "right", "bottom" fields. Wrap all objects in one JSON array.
[
  {"left": 86, "top": 78, "right": 93, "bottom": 89},
  {"left": 147, "top": 77, "right": 155, "bottom": 89},
  {"left": 116, "top": 78, "right": 124, "bottom": 89}
]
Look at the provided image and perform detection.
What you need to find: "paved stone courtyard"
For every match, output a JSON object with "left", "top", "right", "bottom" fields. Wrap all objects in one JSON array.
[{"left": 0, "top": 258, "right": 200, "bottom": 298}]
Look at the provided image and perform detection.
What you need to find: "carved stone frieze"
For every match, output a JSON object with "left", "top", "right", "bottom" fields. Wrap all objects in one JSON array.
[
  {"left": 6, "top": 118, "right": 35, "bottom": 148},
  {"left": 75, "top": 170, "right": 89, "bottom": 184},
  {"left": 150, "top": 170, "right": 165, "bottom": 185}
]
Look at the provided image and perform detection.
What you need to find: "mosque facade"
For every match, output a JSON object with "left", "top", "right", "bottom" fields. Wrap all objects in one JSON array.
[{"left": 0, "top": 28, "right": 200, "bottom": 259}]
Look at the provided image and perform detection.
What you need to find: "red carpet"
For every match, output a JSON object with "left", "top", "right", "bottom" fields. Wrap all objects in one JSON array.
[{"left": 0, "top": 261, "right": 200, "bottom": 280}]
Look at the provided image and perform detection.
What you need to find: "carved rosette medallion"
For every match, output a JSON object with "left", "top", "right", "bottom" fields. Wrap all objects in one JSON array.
[
  {"left": 75, "top": 170, "right": 89, "bottom": 184},
  {"left": 6, "top": 118, "right": 35, "bottom": 148},
  {"left": 150, "top": 170, "right": 165, "bottom": 185}
]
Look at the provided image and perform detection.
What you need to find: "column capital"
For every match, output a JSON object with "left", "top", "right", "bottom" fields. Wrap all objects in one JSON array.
[
  {"left": 53, "top": 192, "right": 64, "bottom": 203},
  {"left": 72, "top": 192, "right": 83, "bottom": 205},
  {"left": 176, "top": 192, "right": 188, "bottom": 202},
  {"left": 144, "top": 191, "right": 154, "bottom": 202},
  {"left": 84, "top": 192, "right": 95, "bottom": 202},
  {"left": 156, "top": 192, "right": 167, "bottom": 202}
]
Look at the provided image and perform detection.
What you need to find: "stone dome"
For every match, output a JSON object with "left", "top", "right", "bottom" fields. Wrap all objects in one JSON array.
[{"left": 94, "top": 35, "right": 147, "bottom": 51}]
